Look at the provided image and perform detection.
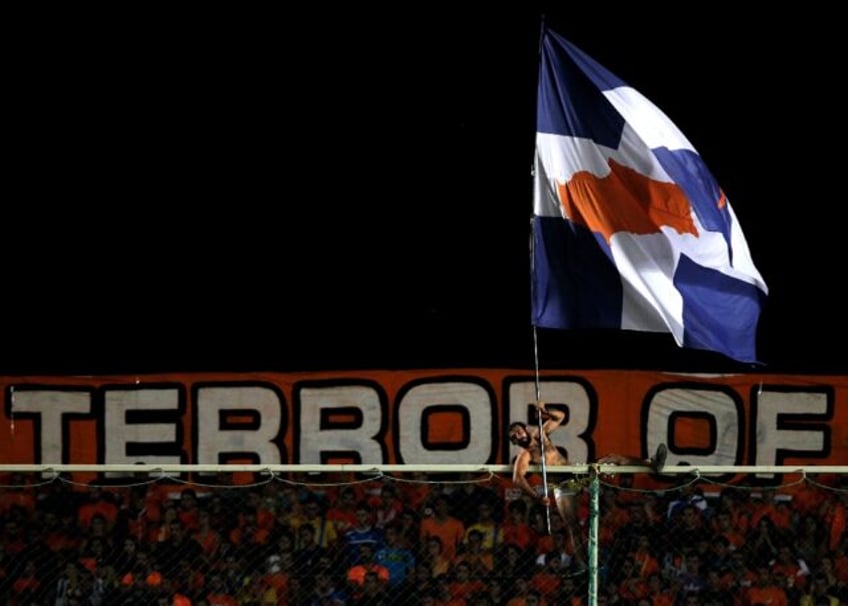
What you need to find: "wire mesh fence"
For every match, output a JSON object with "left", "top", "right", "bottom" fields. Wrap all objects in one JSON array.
[{"left": 0, "top": 465, "right": 847, "bottom": 605}]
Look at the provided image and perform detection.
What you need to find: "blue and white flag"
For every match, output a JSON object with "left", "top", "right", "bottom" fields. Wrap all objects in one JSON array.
[{"left": 531, "top": 28, "right": 768, "bottom": 363}]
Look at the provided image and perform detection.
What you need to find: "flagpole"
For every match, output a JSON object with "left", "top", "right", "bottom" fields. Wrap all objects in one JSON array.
[
  {"left": 533, "top": 325, "right": 551, "bottom": 536},
  {"left": 531, "top": 14, "right": 552, "bottom": 537}
]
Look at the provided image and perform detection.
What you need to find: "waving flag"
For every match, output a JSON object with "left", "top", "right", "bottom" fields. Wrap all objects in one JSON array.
[{"left": 531, "top": 28, "right": 768, "bottom": 364}]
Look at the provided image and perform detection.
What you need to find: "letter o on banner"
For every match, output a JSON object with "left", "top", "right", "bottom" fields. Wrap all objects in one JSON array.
[{"left": 396, "top": 381, "right": 494, "bottom": 464}]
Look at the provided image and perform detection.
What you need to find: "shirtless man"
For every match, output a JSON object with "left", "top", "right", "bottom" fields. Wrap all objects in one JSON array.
[{"left": 509, "top": 400, "right": 667, "bottom": 558}]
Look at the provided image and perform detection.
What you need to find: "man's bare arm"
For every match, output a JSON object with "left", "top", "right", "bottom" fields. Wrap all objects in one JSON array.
[
  {"left": 512, "top": 450, "right": 539, "bottom": 500},
  {"left": 537, "top": 400, "right": 565, "bottom": 436}
]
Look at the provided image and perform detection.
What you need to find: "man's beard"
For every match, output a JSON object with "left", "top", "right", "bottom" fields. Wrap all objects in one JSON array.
[{"left": 516, "top": 435, "right": 531, "bottom": 448}]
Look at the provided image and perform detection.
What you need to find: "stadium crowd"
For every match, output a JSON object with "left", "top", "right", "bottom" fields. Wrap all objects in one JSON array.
[{"left": 1, "top": 471, "right": 848, "bottom": 605}]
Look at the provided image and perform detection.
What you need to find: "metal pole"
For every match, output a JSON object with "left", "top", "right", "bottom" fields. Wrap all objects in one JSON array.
[
  {"left": 588, "top": 466, "right": 599, "bottom": 606},
  {"left": 533, "top": 325, "right": 552, "bottom": 535}
]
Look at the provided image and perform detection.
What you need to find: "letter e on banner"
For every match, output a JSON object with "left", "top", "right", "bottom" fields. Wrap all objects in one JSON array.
[
  {"left": 104, "top": 388, "right": 182, "bottom": 466},
  {"left": 195, "top": 386, "right": 285, "bottom": 464}
]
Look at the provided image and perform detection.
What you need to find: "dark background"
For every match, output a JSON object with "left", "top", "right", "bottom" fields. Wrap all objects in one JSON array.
[{"left": 4, "top": 7, "right": 845, "bottom": 375}]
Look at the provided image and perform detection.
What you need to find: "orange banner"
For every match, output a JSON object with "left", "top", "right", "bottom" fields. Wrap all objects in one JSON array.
[{"left": 1, "top": 369, "right": 844, "bottom": 467}]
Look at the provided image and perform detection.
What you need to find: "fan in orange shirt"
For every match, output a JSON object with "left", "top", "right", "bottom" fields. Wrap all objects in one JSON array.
[
  {"left": 710, "top": 508, "right": 746, "bottom": 551},
  {"left": 77, "top": 486, "right": 119, "bottom": 531},
  {"left": 346, "top": 543, "right": 390, "bottom": 600},
  {"left": 645, "top": 572, "right": 675, "bottom": 606},
  {"left": 423, "top": 536, "right": 453, "bottom": 578},
  {"left": 228, "top": 508, "right": 270, "bottom": 547},
  {"left": 783, "top": 474, "right": 834, "bottom": 517},
  {"left": 771, "top": 544, "right": 810, "bottom": 591},
  {"left": 0, "top": 473, "right": 36, "bottom": 517},
  {"left": 399, "top": 471, "right": 432, "bottom": 511},
  {"left": 206, "top": 574, "right": 239, "bottom": 606},
  {"left": 616, "top": 556, "right": 648, "bottom": 603},
  {"left": 529, "top": 554, "right": 564, "bottom": 602},
  {"left": 456, "top": 529, "right": 494, "bottom": 575},
  {"left": 434, "top": 574, "right": 472, "bottom": 606},
  {"left": 750, "top": 488, "right": 793, "bottom": 531},
  {"left": 326, "top": 486, "right": 359, "bottom": 535},
  {"left": 597, "top": 488, "right": 630, "bottom": 548},
  {"left": 630, "top": 534, "right": 660, "bottom": 578},
  {"left": 447, "top": 561, "right": 486, "bottom": 602},
  {"left": 821, "top": 492, "right": 848, "bottom": 552},
  {"left": 745, "top": 564, "right": 788, "bottom": 606},
  {"left": 420, "top": 494, "right": 465, "bottom": 562},
  {"left": 11, "top": 558, "right": 40, "bottom": 596},
  {"left": 175, "top": 487, "right": 202, "bottom": 532},
  {"left": 503, "top": 499, "right": 535, "bottom": 551},
  {"left": 192, "top": 508, "right": 222, "bottom": 557}
]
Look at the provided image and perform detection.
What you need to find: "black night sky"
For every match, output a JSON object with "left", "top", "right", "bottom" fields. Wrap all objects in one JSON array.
[{"left": 4, "top": 6, "right": 845, "bottom": 376}]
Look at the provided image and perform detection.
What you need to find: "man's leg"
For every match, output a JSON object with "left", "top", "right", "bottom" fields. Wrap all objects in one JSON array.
[{"left": 597, "top": 443, "right": 668, "bottom": 471}]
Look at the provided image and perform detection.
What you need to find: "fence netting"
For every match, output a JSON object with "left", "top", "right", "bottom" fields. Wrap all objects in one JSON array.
[{"left": 1, "top": 467, "right": 847, "bottom": 605}]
